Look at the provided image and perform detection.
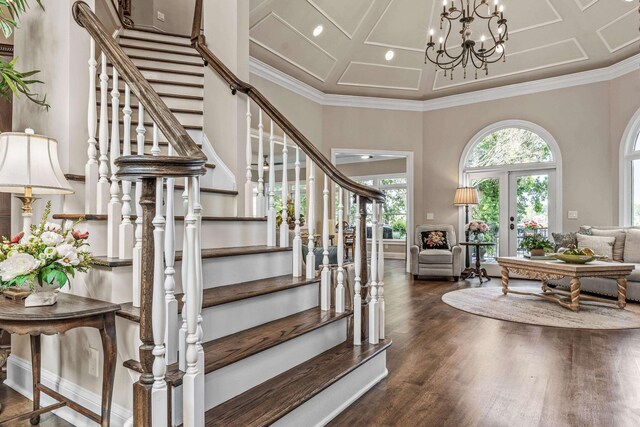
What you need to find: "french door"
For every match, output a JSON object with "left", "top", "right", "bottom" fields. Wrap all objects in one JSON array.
[{"left": 465, "top": 167, "right": 557, "bottom": 260}]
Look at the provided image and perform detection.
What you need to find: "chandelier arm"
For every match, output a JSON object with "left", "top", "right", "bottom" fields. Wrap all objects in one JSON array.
[
  {"left": 440, "top": 22, "right": 461, "bottom": 61},
  {"left": 473, "top": 2, "right": 498, "bottom": 20},
  {"left": 425, "top": 45, "right": 460, "bottom": 69}
]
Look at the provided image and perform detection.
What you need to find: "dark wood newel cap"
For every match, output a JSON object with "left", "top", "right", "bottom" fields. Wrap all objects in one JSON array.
[{"left": 116, "top": 155, "right": 206, "bottom": 181}]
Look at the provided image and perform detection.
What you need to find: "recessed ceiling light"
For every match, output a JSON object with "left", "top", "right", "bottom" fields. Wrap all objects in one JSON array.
[
  {"left": 313, "top": 25, "right": 323, "bottom": 37},
  {"left": 385, "top": 50, "right": 395, "bottom": 61},
  {"left": 361, "top": 155, "right": 373, "bottom": 160}
]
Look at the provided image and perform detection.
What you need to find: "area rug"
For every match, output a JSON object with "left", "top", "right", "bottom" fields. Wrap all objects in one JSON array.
[{"left": 441, "top": 286, "right": 640, "bottom": 329}]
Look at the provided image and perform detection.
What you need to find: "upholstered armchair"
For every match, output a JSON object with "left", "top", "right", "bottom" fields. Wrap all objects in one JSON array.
[{"left": 410, "top": 224, "right": 463, "bottom": 281}]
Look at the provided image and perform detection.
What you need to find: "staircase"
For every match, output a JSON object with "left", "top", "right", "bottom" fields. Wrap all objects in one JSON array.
[{"left": 63, "top": 2, "right": 390, "bottom": 426}]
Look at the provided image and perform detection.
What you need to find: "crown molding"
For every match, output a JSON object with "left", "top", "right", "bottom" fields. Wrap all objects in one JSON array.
[{"left": 249, "top": 53, "right": 640, "bottom": 113}]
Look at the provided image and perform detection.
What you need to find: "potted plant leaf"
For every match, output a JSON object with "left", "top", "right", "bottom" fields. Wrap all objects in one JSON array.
[{"left": 519, "top": 233, "right": 554, "bottom": 257}]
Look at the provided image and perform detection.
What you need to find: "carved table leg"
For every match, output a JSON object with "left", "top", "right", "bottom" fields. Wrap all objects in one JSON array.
[
  {"left": 569, "top": 277, "right": 581, "bottom": 312},
  {"left": 501, "top": 266, "right": 509, "bottom": 295},
  {"left": 541, "top": 279, "right": 548, "bottom": 292},
  {"left": 99, "top": 313, "right": 117, "bottom": 427},
  {"left": 617, "top": 276, "right": 628, "bottom": 309},
  {"left": 30, "top": 334, "right": 41, "bottom": 425}
]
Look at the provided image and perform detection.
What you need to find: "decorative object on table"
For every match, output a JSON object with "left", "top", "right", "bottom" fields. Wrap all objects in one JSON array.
[
  {"left": 550, "top": 246, "right": 606, "bottom": 264},
  {"left": 519, "top": 233, "right": 554, "bottom": 257},
  {"left": 576, "top": 233, "right": 614, "bottom": 261},
  {"left": 453, "top": 186, "right": 479, "bottom": 268},
  {"left": 465, "top": 220, "right": 488, "bottom": 242},
  {"left": 497, "top": 256, "right": 633, "bottom": 312},
  {"left": 460, "top": 241, "right": 495, "bottom": 284},
  {"left": 0, "top": 129, "right": 74, "bottom": 233},
  {"left": 276, "top": 195, "right": 304, "bottom": 230},
  {"left": 424, "top": 0, "right": 508, "bottom": 79},
  {"left": 410, "top": 224, "right": 462, "bottom": 281},
  {"left": 421, "top": 230, "right": 450, "bottom": 250},
  {"left": 0, "top": 201, "right": 93, "bottom": 306}
]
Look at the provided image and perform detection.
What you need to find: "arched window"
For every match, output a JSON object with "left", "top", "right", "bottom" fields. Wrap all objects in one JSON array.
[
  {"left": 620, "top": 109, "right": 640, "bottom": 225},
  {"left": 460, "top": 120, "right": 562, "bottom": 264}
]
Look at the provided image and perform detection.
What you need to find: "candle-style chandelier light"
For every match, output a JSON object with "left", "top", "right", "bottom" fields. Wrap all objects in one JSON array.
[{"left": 425, "top": 0, "right": 509, "bottom": 79}]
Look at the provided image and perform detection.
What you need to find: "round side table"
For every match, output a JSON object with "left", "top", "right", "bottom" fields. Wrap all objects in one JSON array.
[{"left": 460, "top": 242, "right": 495, "bottom": 284}]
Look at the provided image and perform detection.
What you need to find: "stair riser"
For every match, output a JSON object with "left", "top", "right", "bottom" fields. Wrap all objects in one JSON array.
[
  {"left": 274, "top": 351, "right": 388, "bottom": 427},
  {"left": 118, "top": 38, "right": 195, "bottom": 54},
  {"left": 122, "top": 29, "right": 191, "bottom": 45},
  {"left": 131, "top": 57, "right": 204, "bottom": 74},
  {"left": 107, "top": 78, "right": 204, "bottom": 96},
  {"left": 105, "top": 112, "right": 202, "bottom": 129},
  {"left": 199, "top": 282, "right": 319, "bottom": 342},
  {"left": 122, "top": 46, "right": 203, "bottom": 65},
  {"left": 109, "top": 124, "right": 202, "bottom": 143},
  {"left": 127, "top": 95, "right": 203, "bottom": 111},
  {"left": 172, "top": 319, "right": 348, "bottom": 425},
  {"left": 107, "top": 66, "right": 203, "bottom": 86}
]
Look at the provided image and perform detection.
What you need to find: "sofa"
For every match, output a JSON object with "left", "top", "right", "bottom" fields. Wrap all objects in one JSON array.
[
  {"left": 550, "top": 226, "right": 640, "bottom": 302},
  {"left": 410, "top": 224, "right": 462, "bottom": 281}
]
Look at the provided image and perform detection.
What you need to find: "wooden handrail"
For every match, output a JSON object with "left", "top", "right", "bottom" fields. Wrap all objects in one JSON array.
[
  {"left": 189, "top": 0, "right": 384, "bottom": 203},
  {"left": 73, "top": 1, "right": 206, "bottom": 162}
]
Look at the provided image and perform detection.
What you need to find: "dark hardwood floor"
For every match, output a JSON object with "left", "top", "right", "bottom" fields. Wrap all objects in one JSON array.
[
  {"left": 2, "top": 260, "right": 640, "bottom": 426},
  {"left": 330, "top": 260, "right": 640, "bottom": 427}
]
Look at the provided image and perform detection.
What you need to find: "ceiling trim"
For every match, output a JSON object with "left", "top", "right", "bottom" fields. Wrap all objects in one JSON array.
[
  {"left": 573, "top": 0, "right": 600, "bottom": 12},
  {"left": 249, "top": 52, "right": 640, "bottom": 113},
  {"left": 337, "top": 61, "right": 423, "bottom": 91},
  {"left": 306, "top": 0, "right": 375, "bottom": 40},
  {"left": 432, "top": 38, "right": 589, "bottom": 91},
  {"left": 596, "top": 8, "right": 640, "bottom": 53}
]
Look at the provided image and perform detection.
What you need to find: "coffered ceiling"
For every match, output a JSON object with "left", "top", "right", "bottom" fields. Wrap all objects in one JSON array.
[{"left": 249, "top": 0, "right": 640, "bottom": 100}]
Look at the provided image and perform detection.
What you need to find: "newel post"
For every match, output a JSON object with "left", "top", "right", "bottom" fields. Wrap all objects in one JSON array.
[{"left": 133, "top": 178, "right": 157, "bottom": 427}]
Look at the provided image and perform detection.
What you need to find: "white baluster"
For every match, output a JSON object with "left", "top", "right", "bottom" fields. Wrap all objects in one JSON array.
[
  {"left": 193, "top": 177, "right": 205, "bottom": 382},
  {"left": 336, "top": 187, "right": 345, "bottom": 313},
  {"left": 182, "top": 178, "right": 204, "bottom": 427},
  {"left": 353, "top": 196, "right": 362, "bottom": 346},
  {"left": 151, "top": 123, "right": 160, "bottom": 156},
  {"left": 279, "top": 135, "right": 289, "bottom": 248},
  {"left": 151, "top": 177, "right": 168, "bottom": 425},
  {"left": 267, "top": 120, "right": 276, "bottom": 247},
  {"left": 245, "top": 99, "right": 253, "bottom": 217},
  {"left": 164, "top": 146, "right": 178, "bottom": 365},
  {"left": 256, "top": 110, "right": 265, "bottom": 217},
  {"left": 85, "top": 39, "right": 98, "bottom": 214},
  {"left": 179, "top": 178, "right": 189, "bottom": 372},
  {"left": 97, "top": 53, "right": 110, "bottom": 214},
  {"left": 292, "top": 147, "right": 302, "bottom": 277},
  {"left": 119, "top": 84, "right": 134, "bottom": 260},
  {"left": 369, "top": 200, "right": 380, "bottom": 345},
  {"left": 378, "top": 203, "right": 385, "bottom": 340},
  {"left": 320, "top": 175, "right": 330, "bottom": 311},
  {"left": 306, "top": 163, "right": 316, "bottom": 279},
  {"left": 107, "top": 68, "right": 122, "bottom": 259},
  {"left": 132, "top": 105, "right": 145, "bottom": 308}
]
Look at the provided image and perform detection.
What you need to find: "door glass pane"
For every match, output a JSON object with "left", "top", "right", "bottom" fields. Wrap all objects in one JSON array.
[
  {"left": 470, "top": 178, "right": 500, "bottom": 261},
  {"left": 516, "top": 174, "right": 549, "bottom": 256}
]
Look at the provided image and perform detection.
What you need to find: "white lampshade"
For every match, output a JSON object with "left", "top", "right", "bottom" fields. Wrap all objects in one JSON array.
[
  {"left": 453, "top": 186, "right": 479, "bottom": 206},
  {"left": 0, "top": 129, "right": 73, "bottom": 195}
]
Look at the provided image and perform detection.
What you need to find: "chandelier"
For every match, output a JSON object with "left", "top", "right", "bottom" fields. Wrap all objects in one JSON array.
[{"left": 425, "top": 0, "right": 509, "bottom": 79}]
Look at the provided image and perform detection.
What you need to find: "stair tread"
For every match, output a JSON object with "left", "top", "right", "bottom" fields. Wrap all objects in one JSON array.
[
  {"left": 118, "top": 35, "right": 192, "bottom": 48},
  {"left": 108, "top": 119, "right": 202, "bottom": 131},
  {"left": 125, "top": 308, "right": 351, "bottom": 388},
  {"left": 99, "top": 78, "right": 204, "bottom": 89},
  {"left": 117, "top": 274, "right": 317, "bottom": 323},
  {"left": 201, "top": 340, "right": 391, "bottom": 427},
  {"left": 92, "top": 245, "right": 290, "bottom": 268},
  {"left": 124, "top": 27, "right": 191, "bottom": 39},
  {"left": 120, "top": 43, "right": 200, "bottom": 57},
  {"left": 96, "top": 101, "right": 202, "bottom": 116},
  {"left": 128, "top": 54, "right": 202, "bottom": 67}
]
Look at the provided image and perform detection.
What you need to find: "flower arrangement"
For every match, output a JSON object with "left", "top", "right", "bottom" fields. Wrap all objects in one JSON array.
[
  {"left": 523, "top": 220, "right": 543, "bottom": 230},
  {"left": 466, "top": 221, "right": 489, "bottom": 241},
  {"left": 0, "top": 202, "right": 92, "bottom": 292},
  {"left": 519, "top": 233, "right": 554, "bottom": 253}
]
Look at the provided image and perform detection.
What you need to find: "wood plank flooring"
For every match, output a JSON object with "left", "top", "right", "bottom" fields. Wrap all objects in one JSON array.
[
  {"left": 2, "top": 260, "right": 640, "bottom": 426},
  {"left": 329, "top": 260, "right": 640, "bottom": 427}
]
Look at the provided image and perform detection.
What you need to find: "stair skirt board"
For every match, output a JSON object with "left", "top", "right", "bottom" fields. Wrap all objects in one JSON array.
[
  {"left": 274, "top": 351, "right": 388, "bottom": 427},
  {"left": 172, "top": 318, "right": 349, "bottom": 425},
  {"left": 200, "top": 282, "right": 319, "bottom": 342},
  {"left": 5, "top": 355, "right": 132, "bottom": 427}
]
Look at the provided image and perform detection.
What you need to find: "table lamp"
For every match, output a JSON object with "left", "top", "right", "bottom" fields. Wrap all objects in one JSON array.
[
  {"left": 454, "top": 186, "right": 479, "bottom": 268},
  {"left": 0, "top": 129, "right": 74, "bottom": 234}
]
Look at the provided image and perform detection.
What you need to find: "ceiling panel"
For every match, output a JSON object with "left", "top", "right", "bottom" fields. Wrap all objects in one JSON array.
[
  {"left": 250, "top": 12, "right": 337, "bottom": 81},
  {"left": 307, "top": 0, "right": 375, "bottom": 39},
  {"left": 338, "top": 62, "right": 422, "bottom": 91},
  {"left": 597, "top": 9, "right": 640, "bottom": 53},
  {"left": 573, "top": 0, "right": 600, "bottom": 12}
]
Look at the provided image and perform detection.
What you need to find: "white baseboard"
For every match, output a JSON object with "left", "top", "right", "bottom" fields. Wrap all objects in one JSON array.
[{"left": 5, "top": 355, "right": 132, "bottom": 427}]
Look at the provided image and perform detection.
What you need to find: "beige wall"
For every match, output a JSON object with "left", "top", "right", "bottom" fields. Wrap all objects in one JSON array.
[
  {"left": 251, "top": 67, "right": 640, "bottom": 240},
  {"left": 337, "top": 158, "right": 406, "bottom": 177}
]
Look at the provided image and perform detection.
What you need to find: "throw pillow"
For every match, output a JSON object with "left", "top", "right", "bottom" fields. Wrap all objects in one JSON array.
[
  {"left": 421, "top": 230, "right": 449, "bottom": 250},
  {"left": 576, "top": 234, "right": 615, "bottom": 260},
  {"left": 624, "top": 229, "right": 640, "bottom": 263},
  {"left": 551, "top": 232, "right": 577, "bottom": 251},
  {"left": 591, "top": 229, "right": 626, "bottom": 262},
  {"left": 579, "top": 226, "right": 593, "bottom": 235}
]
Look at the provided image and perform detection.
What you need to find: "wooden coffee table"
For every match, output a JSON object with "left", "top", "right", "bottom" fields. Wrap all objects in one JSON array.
[{"left": 497, "top": 257, "right": 635, "bottom": 312}]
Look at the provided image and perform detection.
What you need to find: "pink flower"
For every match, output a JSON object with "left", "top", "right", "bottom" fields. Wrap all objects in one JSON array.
[
  {"left": 10, "top": 232, "right": 24, "bottom": 244},
  {"left": 71, "top": 230, "right": 89, "bottom": 240}
]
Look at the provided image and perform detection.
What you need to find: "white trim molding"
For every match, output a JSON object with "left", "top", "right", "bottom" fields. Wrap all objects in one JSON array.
[
  {"left": 249, "top": 53, "right": 640, "bottom": 113},
  {"left": 5, "top": 355, "right": 133, "bottom": 427},
  {"left": 619, "top": 107, "right": 640, "bottom": 226}
]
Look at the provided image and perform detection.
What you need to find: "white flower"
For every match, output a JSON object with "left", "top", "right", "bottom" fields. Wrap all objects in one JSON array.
[
  {"left": 44, "top": 247, "right": 57, "bottom": 259},
  {"left": 26, "top": 235, "right": 38, "bottom": 244},
  {"left": 44, "top": 222, "right": 61, "bottom": 232},
  {"left": 41, "top": 231, "right": 63, "bottom": 247},
  {"left": 0, "top": 253, "right": 39, "bottom": 281},
  {"left": 56, "top": 244, "right": 80, "bottom": 266}
]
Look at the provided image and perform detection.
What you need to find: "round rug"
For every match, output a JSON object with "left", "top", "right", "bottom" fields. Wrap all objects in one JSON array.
[{"left": 441, "top": 286, "right": 640, "bottom": 330}]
